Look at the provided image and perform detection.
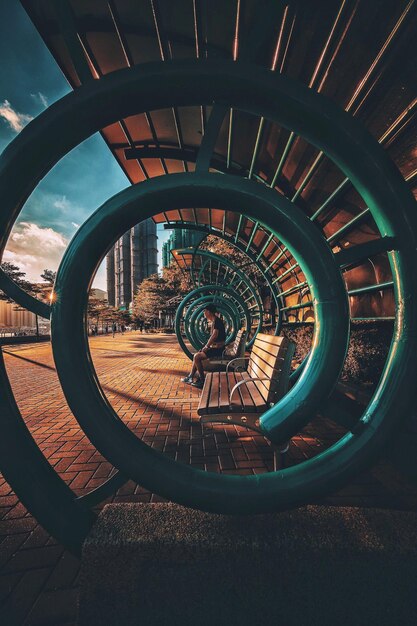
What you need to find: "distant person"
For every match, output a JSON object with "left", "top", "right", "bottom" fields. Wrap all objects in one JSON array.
[
  {"left": 94, "top": 324, "right": 98, "bottom": 336},
  {"left": 181, "top": 304, "right": 226, "bottom": 389},
  {"left": 121, "top": 324, "right": 125, "bottom": 334},
  {"left": 105, "top": 324, "right": 109, "bottom": 334},
  {"left": 112, "top": 322, "right": 117, "bottom": 338}
]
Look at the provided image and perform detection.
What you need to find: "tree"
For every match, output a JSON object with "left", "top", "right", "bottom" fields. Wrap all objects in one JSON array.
[
  {"left": 40, "top": 269, "right": 56, "bottom": 285},
  {"left": 162, "top": 264, "right": 192, "bottom": 293},
  {"left": 0, "top": 262, "right": 45, "bottom": 335},
  {"left": 37, "top": 268, "right": 58, "bottom": 304},
  {"left": 87, "top": 296, "right": 105, "bottom": 324},
  {"left": 200, "top": 236, "right": 263, "bottom": 285},
  {"left": 0, "top": 262, "right": 39, "bottom": 301},
  {"left": 133, "top": 267, "right": 192, "bottom": 323},
  {"left": 133, "top": 275, "right": 168, "bottom": 322}
]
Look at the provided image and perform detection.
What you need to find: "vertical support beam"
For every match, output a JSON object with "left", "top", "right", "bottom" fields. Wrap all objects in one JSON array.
[
  {"left": 196, "top": 105, "right": 228, "bottom": 171},
  {"left": 54, "top": 0, "right": 95, "bottom": 84}
]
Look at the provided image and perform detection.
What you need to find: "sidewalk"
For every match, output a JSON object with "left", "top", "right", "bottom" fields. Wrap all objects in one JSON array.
[{"left": 1, "top": 333, "right": 417, "bottom": 624}]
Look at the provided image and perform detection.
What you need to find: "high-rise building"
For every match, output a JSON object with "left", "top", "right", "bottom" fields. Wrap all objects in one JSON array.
[
  {"left": 106, "top": 218, "right": 158, "bottom": 309},
  {"left": 162, "top": 229, "right": 205, "bottom": 268}
]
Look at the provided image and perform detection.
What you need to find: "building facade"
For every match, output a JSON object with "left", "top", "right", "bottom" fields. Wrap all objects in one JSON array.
[
  {"left": 0, "top": 299, "right": 37, "bottom": 330},
  {"left": 162, "top": 229, "right": 205, "bottom": 268},
  {"left": 106, "top": 219, "right": 158, "bottom": 308}
]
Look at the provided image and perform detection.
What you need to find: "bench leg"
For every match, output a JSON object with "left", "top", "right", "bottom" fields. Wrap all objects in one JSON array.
[{"left": 272, "top": 442, "right": 290, "bottom": 471}]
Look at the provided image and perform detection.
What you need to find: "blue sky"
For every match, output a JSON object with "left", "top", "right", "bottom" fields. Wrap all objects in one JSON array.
[{"left": 0, "top": 2, "right": 169, "bottom": 291}]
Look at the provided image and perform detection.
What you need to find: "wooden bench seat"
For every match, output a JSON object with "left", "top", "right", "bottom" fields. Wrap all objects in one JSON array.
[
  {"left": 198, "top": 333, "right": 295, "bottom": 434},
  {"left": 200, "top": 371, "right": 269, "bottom": 415}
]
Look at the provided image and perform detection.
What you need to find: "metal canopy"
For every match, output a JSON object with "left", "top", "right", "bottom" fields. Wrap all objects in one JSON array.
[
  {"left": 1, "top": 9, "right": 417, "bottom": 547},
  {"left": 21, "top": 0, "right": 415, "bottom": 319},
  {"left": 21, "top": 0, "right": 417, "bottom": 191},
  {"left": 165, "top": 216, "right": 312, "bottom": 322},
  {"left": 171, "top": 247, "right": 265, "bottom": 340}
]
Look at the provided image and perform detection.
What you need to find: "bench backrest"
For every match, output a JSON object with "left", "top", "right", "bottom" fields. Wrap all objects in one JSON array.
[
  {"left": 224, "top": 329, "right": 246, "bottom": 359},
  {"left": 247, "top": 333, "right": 295, "bottom": 404}
]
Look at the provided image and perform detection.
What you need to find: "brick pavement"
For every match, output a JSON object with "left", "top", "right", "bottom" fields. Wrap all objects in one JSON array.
[{"left": 1, "top": 332, "right": 417, "bottom": 624}]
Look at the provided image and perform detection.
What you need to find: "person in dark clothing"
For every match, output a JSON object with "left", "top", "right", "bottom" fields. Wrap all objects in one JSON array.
[{"left": 181, "top": 304, "right": 226, "bottom": 389}]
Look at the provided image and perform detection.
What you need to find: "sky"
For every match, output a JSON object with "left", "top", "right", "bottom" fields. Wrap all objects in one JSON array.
[{"left": 0, "top": 2, "right": 170, "bottom": 291}]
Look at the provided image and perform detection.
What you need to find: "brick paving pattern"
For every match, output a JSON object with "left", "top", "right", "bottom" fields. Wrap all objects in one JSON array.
[{"left": 1, "top": 332, "right": 417, "bottom": 624}]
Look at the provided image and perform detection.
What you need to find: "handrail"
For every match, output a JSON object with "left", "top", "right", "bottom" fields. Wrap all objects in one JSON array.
[
  {"left": 226, "top": 357, "right": 249, "bottom": 374},
  {"left": 229, "top": 377, "right": 270, "bottom": 403}
]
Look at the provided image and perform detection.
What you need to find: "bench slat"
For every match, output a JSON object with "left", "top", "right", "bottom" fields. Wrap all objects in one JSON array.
[
  {"left": 248, "top": 354, "right": 283, "bottom": 381},
  {"left": 199, "top": 372, "right": 213, "bottom": 415},
  {"left": 254, "top": 334, "right": 287, "bottom": 348},
  {"left": 250, "top": 343, "right": 287, "bottom": 366},
  {"left": 207, "top": 372, "right": 221, "bottom": 414},
  {"left": 230, "top": 372, "right": 258, "bottom": 412},
  {"left": 219, "top": 371, "right": 230, "bottom": 408},
  {"left": 198, "top": 333, "right": 295, "bottom": 418},
  {"left": 237, "top": 372, "right": 267, "bottom": 410}
]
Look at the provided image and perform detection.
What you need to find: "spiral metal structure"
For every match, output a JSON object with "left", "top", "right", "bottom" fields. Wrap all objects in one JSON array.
[
  {"left": 0, "top": 1, "right": 416, "bottom": 553},
  {"left": 172, "top": 247, "right": 266, "bottom": 358}
]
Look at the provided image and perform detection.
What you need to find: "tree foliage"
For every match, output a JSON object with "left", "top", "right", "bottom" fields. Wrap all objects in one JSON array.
[
  {"left": 40, "top": 269, "right": 57, "bottom": 285},
  {"left": 133, "top": 265, "right": 191, "bottom": 321},
  {"left": 199, "top": 235, "right": 263, "bottom": 285},
  {"left": 86, "top": 291, "right": 132, "bottom": 328},
  {"left": 0, "top": 262, "right": 41, "bottom": 302}
]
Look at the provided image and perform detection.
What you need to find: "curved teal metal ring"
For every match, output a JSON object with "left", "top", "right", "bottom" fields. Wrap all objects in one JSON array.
[
  {"left": 188, "top": 302, "right": 236, "bottom": 349},
  {"left": 177, "top": 288, "right": 248, "bottom": 358},
  {"left": 188, "top": 302, "right": 236, "bottom": 350},
  {"left": 187, "top": 301, "right": 236, "bottom": 350},
  {"left": 189, "top": 249, "right": 264, "bottom": 347},
  {"left": 175, "top": 228, "right": 283, "bottom": 335},
  {"left": 1, "top": 59, "right": 416, "bottom": 518},
  {"left": 51, "top": 172, "right": 349, "bottom": 513}
]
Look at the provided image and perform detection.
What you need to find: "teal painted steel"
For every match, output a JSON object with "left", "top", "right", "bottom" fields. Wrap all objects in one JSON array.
[
  {"left": 51, "top": 171, "right": 349, "bottom": 512},
  {"left": 186, "top": 299, "right": 237, "bottom": 348},
  {"left": 0, "top": 59, "right": 416, "bottom": 523},
  {"left": 176, "top": 247, "right": 264, "bottom": 347},
  {"left": 0, "top": 268, "right": 51, "bottom": 319},
  {"left": 189, "top": 304, "right": 236, "bottom": 347},
  {"left": 166, "top": 223, "right": 283, "bottom": 333},
  {"left": 176, "top": 286, "right": 249, "bottom": 359}
]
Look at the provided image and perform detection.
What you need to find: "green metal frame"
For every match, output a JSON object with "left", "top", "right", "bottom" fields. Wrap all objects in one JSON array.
[
  {"left": 166, "top": 223, "right": 283, "bottom": 331},
  {"left": 172, "top": 247, "right": 264, "bottom": 354},
  {"left": 0, "top": 60, "right": 415, "bottom": 544},
  {"left": 0, "top": 267, "right": 51, "bottom": 319},
  {"left": 187, "top": 300, "right": 236, "bottom": 348},
  {"left": 176, "top": 286, "right": 250, "bottom": 360},
  {"left": 51, "top": 170, "right": 349, "bottom": 509}
]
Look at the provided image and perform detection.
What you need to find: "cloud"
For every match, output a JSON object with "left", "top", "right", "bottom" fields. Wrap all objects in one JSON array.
[
  {"left": 30, "top": 92, "right": 48, "bottom": 108},
  {"left": 4, "top": 222, "right": 68, "bottom": 282},
  {"left": 0, "top": 100, "right": 33, "bottom": 133},
  {"left": 53, "top": 196, "right": 72, "bottom": 210}
]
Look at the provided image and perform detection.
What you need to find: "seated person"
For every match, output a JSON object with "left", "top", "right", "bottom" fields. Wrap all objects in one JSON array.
[{"left": 181, "top": 304, "right": 226, "bottom": 389}]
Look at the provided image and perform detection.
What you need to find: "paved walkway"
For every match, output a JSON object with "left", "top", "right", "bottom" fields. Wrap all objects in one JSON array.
[{"left": 1, "top": 332, "right": 417, "bottom": 624}]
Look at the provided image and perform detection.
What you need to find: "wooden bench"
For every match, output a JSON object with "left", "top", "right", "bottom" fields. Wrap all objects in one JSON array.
[
  {"left": 203, "top": 328, "right": 247, "bottom": 372},
  {"left": 198, "top": 334, "right": 295, "bottom": 435}
]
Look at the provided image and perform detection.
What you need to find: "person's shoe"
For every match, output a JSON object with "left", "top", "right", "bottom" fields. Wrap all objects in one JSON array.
[
  {"left": 191, "top": 378, "right": 205, "bottom": 389},
  {"left": 181, "top": 375, "right": 193, "bottom": 384}
]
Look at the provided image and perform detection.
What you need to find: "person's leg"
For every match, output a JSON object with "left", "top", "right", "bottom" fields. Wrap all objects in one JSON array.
[
  {"left": 182, "top": 351, "right": 206, "bottom": 382},
  {"left": 194, "top": 351, "right": 208, "bottom": 379},
  {"left": 189, "top": 351, "right": 209, "bottom": 388},
  {"left": 189, "top": 356, "right": 197, "bottom": 378},
  {"left": 190, "top": 351, "right": 204, "bottom": 377}
]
